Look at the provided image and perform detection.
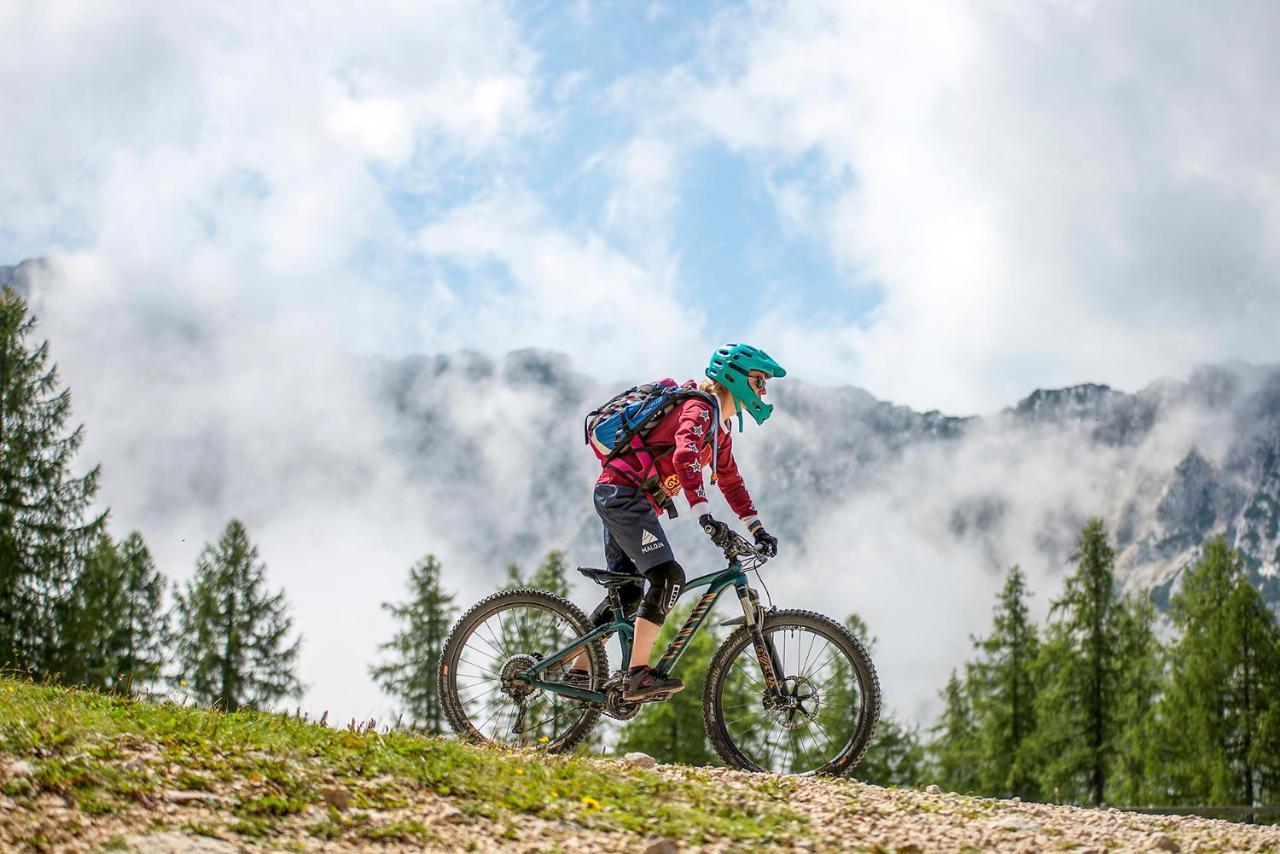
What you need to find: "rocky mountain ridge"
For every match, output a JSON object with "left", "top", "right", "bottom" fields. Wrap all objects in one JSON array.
[{"left": 373, "top": 347, "right": 1280, "bottom": 613}]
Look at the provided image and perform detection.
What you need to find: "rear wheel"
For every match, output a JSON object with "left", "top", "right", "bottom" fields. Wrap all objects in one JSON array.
[
  {"left": 438, "top": 588, "right": 607, "bottom": 753},
  {"left": 703, "top": 609, "right": 880, "bottom": 775}
]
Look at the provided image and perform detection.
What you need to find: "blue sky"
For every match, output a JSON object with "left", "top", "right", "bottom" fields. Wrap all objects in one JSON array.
[{"left": 6, "top": 1, "right": 1279, "bottom": 413}]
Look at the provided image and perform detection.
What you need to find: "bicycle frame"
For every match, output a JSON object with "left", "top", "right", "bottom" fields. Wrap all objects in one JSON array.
[{"left": 523, "top": 556, "right": 785, "bottom": 704}]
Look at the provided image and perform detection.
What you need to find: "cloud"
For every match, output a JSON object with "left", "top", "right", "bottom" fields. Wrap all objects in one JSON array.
[
  {"left": 660, "top": 0, "right": 1280, "bottom": 411},
  {"left": 415, "top": 188, "right": 708, "bottom": 380},
  {"left": 1, "top": 0, "right": 546, "bottom": 722}
]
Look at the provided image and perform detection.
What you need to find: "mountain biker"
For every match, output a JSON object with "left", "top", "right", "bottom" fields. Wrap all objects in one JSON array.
[{"left": 567, "top": 343, "right": 786, "bottom": 700}]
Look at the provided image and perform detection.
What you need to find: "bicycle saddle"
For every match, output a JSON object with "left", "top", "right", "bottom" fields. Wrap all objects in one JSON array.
[{"left": 577, "top": 566, "right": 645, "bottom": 587}]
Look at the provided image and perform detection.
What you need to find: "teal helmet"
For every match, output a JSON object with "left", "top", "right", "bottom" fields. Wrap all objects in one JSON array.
[{"left": 705, "top": 343, "right": 787, "bottom": 430}]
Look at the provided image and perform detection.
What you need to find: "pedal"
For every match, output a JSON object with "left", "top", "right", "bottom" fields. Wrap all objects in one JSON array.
[{"left": 629, "top": 690, "right": 679, "bottom": 704}]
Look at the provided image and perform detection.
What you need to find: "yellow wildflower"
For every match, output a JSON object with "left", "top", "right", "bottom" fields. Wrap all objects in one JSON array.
[
  {"left": 580, "top": 796, "right": 602, "bottom": 810},
  {"left": 514, "top": 769, "right": 524, "bottom": 775}
]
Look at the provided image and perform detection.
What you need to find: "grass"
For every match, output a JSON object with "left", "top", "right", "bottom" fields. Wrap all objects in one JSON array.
[{"left": 0, "top": 675, "right": 805, "bottom": 849}]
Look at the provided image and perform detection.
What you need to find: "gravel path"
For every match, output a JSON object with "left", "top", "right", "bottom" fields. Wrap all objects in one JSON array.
[
  {"left": 4, "top": 754, "right": 1278, "bottom": 852},
  {"left": 655, "top": 763, "right": 1280, "bottom": 853}
]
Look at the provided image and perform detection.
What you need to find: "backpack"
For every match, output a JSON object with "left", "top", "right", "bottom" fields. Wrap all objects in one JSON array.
[{"left": 583, "top": 378, "right": 720, "bottom": 517}]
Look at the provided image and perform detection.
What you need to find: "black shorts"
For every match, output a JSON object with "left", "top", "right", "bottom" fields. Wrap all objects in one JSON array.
[{"left": 593, "top": 483, "right": 675, "bottom": 572}]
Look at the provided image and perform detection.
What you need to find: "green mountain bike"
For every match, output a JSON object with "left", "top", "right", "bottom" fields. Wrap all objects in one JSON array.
[{"left": 438, "top": 531, "right": 880, "bottom": 775}]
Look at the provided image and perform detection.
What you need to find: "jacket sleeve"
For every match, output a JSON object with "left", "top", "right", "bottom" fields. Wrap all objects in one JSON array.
[
  {"left": 674, "top": 400, "right": 759, "bottom": 524},
  {"left": 671, "top": 399, "right": 715, "bottom": 516},
  {"left": 712, "top": 428, "right": 759, "bottom": 523}
]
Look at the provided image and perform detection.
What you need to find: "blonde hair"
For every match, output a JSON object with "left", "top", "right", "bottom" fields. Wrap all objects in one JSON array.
[{"left": 698, "top": 378, "right": 721, "bottom": 395}]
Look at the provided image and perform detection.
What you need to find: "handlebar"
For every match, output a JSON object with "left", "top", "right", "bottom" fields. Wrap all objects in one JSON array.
[{"left": 721, "top": 530, "right": 769, "bottom": 567}]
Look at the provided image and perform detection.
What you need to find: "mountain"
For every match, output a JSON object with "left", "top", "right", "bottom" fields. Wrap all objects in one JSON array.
[
  {"left": 374, "top": 348, "right": 1280, "bottom": 614},
  {"left": 0, "top": 258, "right": 46, "bottom": 298}
]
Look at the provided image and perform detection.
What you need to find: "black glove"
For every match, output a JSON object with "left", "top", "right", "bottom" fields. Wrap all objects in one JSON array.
[
  {"left": 699, "top": 514, "right": 732, "bottom": 548},
  {"left": 750, "top": 522, "right": 778, "bottom": 558}
]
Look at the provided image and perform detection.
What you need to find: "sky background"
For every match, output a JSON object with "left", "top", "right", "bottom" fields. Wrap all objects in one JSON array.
[{"left": 4, "top": 0, "right": 1280, "bottom": 726}]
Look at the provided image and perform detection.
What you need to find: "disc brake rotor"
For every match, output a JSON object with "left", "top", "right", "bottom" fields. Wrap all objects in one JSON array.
[{"left": 766, "top": 675, "right": 821, "bottom": 730}]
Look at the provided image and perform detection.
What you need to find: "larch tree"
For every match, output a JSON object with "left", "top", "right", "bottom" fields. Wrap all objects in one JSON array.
[
  {"left": 0, "top": 288, "right": 104, "bottom": 675},
  {"left": 929, "top": 670, "right": 981, "bottom": 794},
  {"left": 370, "top": 554, "right": 457, "bottom": 733},
  {"left": 968, "top": 565, "right": 1041, "bottom": 799},
  {"left": 841, "top": 614, "right": 925, "bottom": 786},
  {"left": 1029, "top": 518, "right": 1158, "bottom": 805},
  {"left": 1155, "top": 537, "right": 1280, "bottom": 805},
  {"left": 57, "top": 531, "right": 169, "bottom": 693},
  {"left": 170, "top": 519, "right": 302, "bottom": 711}
]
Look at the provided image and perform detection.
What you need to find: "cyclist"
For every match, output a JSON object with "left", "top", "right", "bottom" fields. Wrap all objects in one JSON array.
[{"left": 567, "top": 343, "right": 785, "bottom": 700}]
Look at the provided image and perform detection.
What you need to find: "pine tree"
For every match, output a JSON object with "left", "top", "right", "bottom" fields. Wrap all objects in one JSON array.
[
  {"left": 616, "top": 602, "right": 719, "bottom": 765},
  {"left": 370, "top": 554, "right": 457, "bottom": 733},
  {"left": 968, "top": 565, "right": 1041, "bottom": 799},
  {"left": 929, "top": 670, "right": 981, "bottom": 793},
  {"left": 0, "top": 288, "right": 104, "bottom": 674},
  {"left": 1029, "top": 518, "right": 1157, "bottom": 805},
  {"left": 1154, "top": 538, "right": 1280, "bottom": 805},
  {"left": 56, "top": 531, "right": 168, "bottom": 693},
  {"left": 170, "top": 520, "right": 303, "bottom": 711}
]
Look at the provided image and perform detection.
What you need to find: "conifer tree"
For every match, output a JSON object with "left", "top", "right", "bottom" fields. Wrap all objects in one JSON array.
[
  {"left": 55, "top": 533, "right": 121, "bottom": 686},
  {"left": 370, "top": 554, "right": 457, "bottom": 733},
  {"left": 1154, "top": 538, "right": 1280, "bottom": 805},
  {"left": 57, "top": 531, "right": 168, "bottom": 693},
  {"left": 837, "top": 614, "right": 925, "bottom": 785},
  {"left": 530, "top": 550, "right": 572, "bottom": 598},
  {"left": 170, "top": 520, "right": 302, "bottom": 711},
  {"left": 968, "top": 565, "right": 1041, "bottom": 799},
  {"left": 1109, "top": 594, "right": 1163, "bottom": 805},
  {"left": 855, "top": 712, "right": 927, "bottom": 787},
  {"left": 616, "top": 602, "right": 719, "bottom": 765},
  {"left": 503, "top": 550, "right": 572, "bottom": 597},
  {"left": 929, "top": 670, "right": 981, "bottom": 793},
  {"left": 0, "top": 288, "right": 104, "bottom": 674},
  {"left": 1029, "top": 518, "right": 1157, "bottom": 804}
]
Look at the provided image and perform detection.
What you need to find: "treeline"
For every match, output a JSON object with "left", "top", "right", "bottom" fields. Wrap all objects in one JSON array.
[
  {"left": 926, "top": 520, "right": 1280, "bottom": 807},
  {"left": 1, "top": 288, "right": 301, "bottom": 711}
]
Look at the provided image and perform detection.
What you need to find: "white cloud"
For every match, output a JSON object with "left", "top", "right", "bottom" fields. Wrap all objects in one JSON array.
[
  {"left": 415, "top": 189, "right": 707, "bottom": 381},
  {"left": 665, "top": 0, "right": 1280, "bottom": 411},
  {"left": 1, "top": 0, "right": 544, "bottom": 722}
]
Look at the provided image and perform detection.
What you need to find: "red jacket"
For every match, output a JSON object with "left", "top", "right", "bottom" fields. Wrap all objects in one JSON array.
[{"left": 597, "top": 381, "right": 758, "bottom": 523}]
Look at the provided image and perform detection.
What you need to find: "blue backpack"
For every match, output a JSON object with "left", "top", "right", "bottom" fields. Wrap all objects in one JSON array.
[{"left": 584, "top": 379, "right": 720, "bottom": 515}]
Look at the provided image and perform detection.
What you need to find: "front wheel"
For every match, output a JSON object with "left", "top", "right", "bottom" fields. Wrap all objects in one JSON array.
[{"left": 703, "top": 609, "right": 880, "bottom": 775}]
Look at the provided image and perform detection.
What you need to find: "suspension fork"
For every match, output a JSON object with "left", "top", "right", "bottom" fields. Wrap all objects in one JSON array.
[{"left": 735, "top": 582, "right": 787, "bottom": 699}]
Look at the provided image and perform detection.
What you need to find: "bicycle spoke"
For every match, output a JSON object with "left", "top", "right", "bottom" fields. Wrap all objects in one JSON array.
[
  {"left": 445, "top": 597, "right": 603, "bottom": 753},
  {"left": 715, "top": 619, "right": 873, "bottom": 775}
]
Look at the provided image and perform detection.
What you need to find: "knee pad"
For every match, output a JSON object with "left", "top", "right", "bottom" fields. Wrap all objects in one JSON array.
[
  {"left": 637, "top": 560, "right": 685, "bottom": 625},
  {"left": 591, "top": 582, "right": 643, "bottom": 628}
]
